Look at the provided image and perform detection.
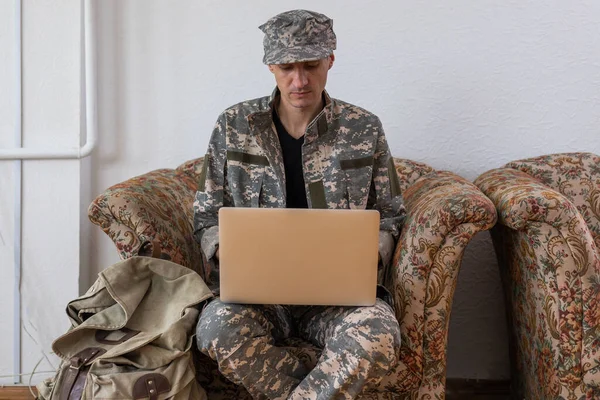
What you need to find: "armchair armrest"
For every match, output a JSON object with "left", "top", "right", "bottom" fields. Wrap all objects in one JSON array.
[
  {"left": 88, "top": 167, "right": 204, "bottom": 277},
  {"left": 475, "top": 168, "right": 583, "bottom": 231},
  {"left": 388, "top": 170, "right": 497, "bottom": 383}
]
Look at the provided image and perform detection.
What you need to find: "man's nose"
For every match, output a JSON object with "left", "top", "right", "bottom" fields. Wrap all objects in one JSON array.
[{"left": 292, "top": 68, "right": 309, "bottom": 88}]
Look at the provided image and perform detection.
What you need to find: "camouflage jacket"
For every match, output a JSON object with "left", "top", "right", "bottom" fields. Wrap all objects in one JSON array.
[{"left": 193, "top": 89, "right": 405, "bottom": 287}]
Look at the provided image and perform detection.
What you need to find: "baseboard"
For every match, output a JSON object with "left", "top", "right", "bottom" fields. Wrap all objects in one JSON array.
[
  {"left": 446, "top": 378, "right": 511, "bottom": 399},
  {"left": 0, "top": 386, "right": 36, "bottom": 400}
]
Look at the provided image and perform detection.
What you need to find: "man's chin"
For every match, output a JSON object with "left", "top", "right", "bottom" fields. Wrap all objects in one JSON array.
[{"left": 288, "top": 98, "right": 318, "bottom": 110}]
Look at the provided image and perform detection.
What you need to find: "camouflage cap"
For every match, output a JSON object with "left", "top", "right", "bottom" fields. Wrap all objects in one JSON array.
[{"left": 259, "top": 10, "right": 337, "bottom": 65}]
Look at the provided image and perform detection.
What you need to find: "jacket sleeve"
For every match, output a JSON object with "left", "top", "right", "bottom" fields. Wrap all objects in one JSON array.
[
  {"left": 193, "top": 113, "right": 228, "bottom": 284},
  {"left": 370, "top": 118, "right": 406, "bottom": 268}
]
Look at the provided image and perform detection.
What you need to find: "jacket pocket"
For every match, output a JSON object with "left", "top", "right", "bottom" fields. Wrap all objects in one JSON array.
[
  {"left": 226, "top": 151, "right": 268, "bottom": 208},
  {"left": 341, "top": 156, "right": 373, "bottom": 210}
]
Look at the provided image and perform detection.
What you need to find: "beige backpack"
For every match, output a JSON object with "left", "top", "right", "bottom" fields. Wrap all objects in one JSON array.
[{"left": 36, "top": 257, "right": 213, "bottom": 400}]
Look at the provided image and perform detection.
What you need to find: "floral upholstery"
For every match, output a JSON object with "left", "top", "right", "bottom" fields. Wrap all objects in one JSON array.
[
  {"left": 475, "top": 152, "right": 600, "bottom": 400},
  {"left": 87, "top": 167, "right": 203, "bottom": 276},
  {"left": 88, "top": 157, "right": 497, "bottom": 399}
]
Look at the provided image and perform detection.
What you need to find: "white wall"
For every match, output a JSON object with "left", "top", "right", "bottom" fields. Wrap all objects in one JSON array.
[
  {"left": 0, "top": 0, "right": 18, "bottom": 384},
  {"left": 0, "top": 0, "right": 80, "bottom": 385},
  {"left": 2, "top": 0, "right": 600, "bottom": 384}
]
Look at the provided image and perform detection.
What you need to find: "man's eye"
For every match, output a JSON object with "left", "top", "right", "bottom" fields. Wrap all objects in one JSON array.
[
  {"left": 306, "top": 63, "right": 319, "bottom": 69},
  {"left": 279, "top": 65, "right": 292, "bottom": 71}
]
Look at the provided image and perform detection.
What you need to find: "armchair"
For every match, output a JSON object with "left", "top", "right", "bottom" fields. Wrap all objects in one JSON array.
[
  {"left": 475, "top": 152, "right": 600, "bottom": 399},
  {"left": 89, "top": 156, "right": 496, "bottom": 399}
]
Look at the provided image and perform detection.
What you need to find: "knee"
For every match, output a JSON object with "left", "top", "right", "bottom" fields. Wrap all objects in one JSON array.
[
  {"left": 196, "top": 299, "right": 236, "bottom": 350},
  {"left": 334, "top": 303, "right": 401, "bottom": 367},
  {"left": 195, "top": 299, "right": 264, "bottom": 353},
  {"left": 349, "top": 324, "right": 400, "bottom": 368},
  {"left": 196, "top": 299, "right": 223, "bottom": 351}
]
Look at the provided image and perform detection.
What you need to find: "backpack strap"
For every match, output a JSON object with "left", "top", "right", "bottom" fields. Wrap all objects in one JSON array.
[{"left": 59, "top": 347, "right": 106, "bottom": 400}]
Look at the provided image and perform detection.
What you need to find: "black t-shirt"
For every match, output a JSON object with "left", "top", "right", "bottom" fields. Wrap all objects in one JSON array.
[{"left": 273, "top": 109, "right": 308, "bottom": 209}]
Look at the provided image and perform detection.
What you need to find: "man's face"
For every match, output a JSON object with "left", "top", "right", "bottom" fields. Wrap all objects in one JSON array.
[{"left": 269, "top": 54, "right": 334, "bottom": 110}]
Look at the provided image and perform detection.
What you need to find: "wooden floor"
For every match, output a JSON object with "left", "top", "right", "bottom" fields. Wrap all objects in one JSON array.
[
  {"left": 1, "top": 380, "right": 511, "bottom": 399},
  {"left": 0, "top": 387, "right": 36, "bottom": 400},
  {"left": 446, "top": 379, "right": 511, "bottom": 400}
]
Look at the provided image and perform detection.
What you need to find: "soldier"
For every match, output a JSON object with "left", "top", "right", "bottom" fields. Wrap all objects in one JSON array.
[{"left": 194, "top": 9, "right": 406, "bottom": 400}]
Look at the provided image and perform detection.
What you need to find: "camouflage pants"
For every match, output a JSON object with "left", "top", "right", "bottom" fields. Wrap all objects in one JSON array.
[{"left": 196, "top": 298, "right": 400, "bottom": 400}]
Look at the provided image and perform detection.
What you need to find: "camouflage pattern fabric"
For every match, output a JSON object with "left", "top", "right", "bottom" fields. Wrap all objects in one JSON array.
[
  {"left": 193, "top": 88, "right": 406, "bottom": 289},
  {"left": 193, "top": 84, "right": 405, "bottom": 398},
  {"left": 197, "top": 298, "right": 400, "bottom": 400},
  {"left": 259, "top": 10, "right": 337, "bottom": 65}
]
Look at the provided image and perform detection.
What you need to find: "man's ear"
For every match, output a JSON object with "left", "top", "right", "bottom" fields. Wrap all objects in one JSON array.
[
  {"left": 268, "top": 64, "right": 275, "bottom": 73},
  {"left": 328, "top": 53, "right": 335, "bottom": 70}
]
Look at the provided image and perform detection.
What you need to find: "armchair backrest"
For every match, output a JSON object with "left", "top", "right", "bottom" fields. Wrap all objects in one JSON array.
[
  {"left": 176, "top": 157, "right": 206, "bottom": 181},
  {"left": 504, "top": 152, "right": 600, "bottom": 251},
  {"left": 88, "top": 166, "right": 202, "bottom": 273},
  {"left": 391, "top": 158, "right": 435, "bottom": 193}
]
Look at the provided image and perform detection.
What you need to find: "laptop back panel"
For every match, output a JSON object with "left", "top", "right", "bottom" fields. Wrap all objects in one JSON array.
[{"left": 218, "top": 208, "right": 379, "bottom": 306}]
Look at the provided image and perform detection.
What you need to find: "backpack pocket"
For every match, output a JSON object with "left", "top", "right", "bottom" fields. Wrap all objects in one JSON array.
[{"left": 86, "top": 351, "right": 199, "bottom": 399}]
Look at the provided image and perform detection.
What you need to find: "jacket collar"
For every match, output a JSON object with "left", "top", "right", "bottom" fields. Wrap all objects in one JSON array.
[
  {"left": 246, "top": 88, "right": 334, "bottom": 193},
  {"left": 261, "top": 87, "right": 334, "bottom": 139}
]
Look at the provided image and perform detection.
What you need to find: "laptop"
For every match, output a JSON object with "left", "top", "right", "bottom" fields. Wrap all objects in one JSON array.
[{"left": 218, "top": 207, "right": 380, "bottom": 306}]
